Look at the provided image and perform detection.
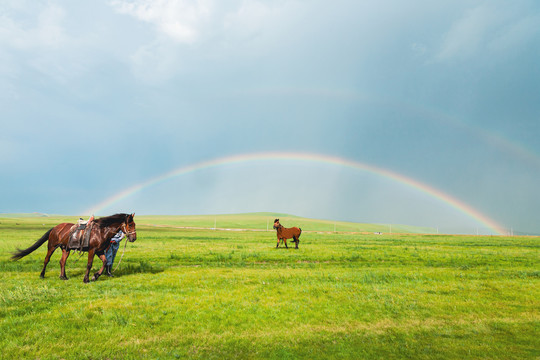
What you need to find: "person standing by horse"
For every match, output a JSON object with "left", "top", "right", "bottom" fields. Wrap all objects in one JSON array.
[
  {"left": 12, "top": 213, "right": 137, "bottom": 283},
  {"left": 105, "top": 230, "right": 125, "bottom": 277}
]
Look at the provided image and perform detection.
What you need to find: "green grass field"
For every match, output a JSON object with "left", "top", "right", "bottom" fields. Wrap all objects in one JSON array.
[{"left": 0, "top": 214, "right": 538, "bottom": 359}]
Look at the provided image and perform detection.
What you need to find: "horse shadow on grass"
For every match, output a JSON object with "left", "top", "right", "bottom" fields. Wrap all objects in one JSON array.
[
  {"left": 59, "top": 260, "right": 164, "bottom": 281},
  {"left": 109, "top": 260, "right": 164, "bottom": 278}
]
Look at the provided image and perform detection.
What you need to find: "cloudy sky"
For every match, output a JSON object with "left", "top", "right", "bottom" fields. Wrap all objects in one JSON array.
[{"left": 1, "top": 0, "right": 539, "bottom": 234}]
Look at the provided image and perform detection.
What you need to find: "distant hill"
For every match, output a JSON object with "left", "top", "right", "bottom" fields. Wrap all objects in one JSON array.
[
  {"left": 134, "top": 212, "right": 436, "bottom": 234},
  {"left": 0, "top": 212, "right": 52, "bottom": 218},
  {"left": 0, "top": 212, "right": 437, "bottom": 234},
  {"left": 5, "top": 212, "right": 535, "bottom": 235}
]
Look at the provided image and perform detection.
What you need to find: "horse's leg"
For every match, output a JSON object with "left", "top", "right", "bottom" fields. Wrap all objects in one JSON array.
[
  {"left": 284, "top": 238, "right": 288, "bottom": 248},
  {"left": 92, "top": 253, "right": 107, "bottom": 281},
  {"left": 276, "top": 237, "right": 280, "bottom": 248},
  {"left": 83, "top": 250, "right": 95, "bottom": 283},
  {"left": 40, "top": 246, "right": 57, "bottom": 279},
  {"left": 59, "top": 249, "right": 71, "bottom": 280}
]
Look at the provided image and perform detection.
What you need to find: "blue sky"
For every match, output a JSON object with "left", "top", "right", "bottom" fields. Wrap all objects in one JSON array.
[{"left": 1, "top": 0, "right": 539, "bottom": 234}]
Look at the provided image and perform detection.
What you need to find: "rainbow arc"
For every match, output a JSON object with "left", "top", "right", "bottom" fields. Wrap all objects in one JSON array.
[{"left": 85, "top": 152, "right": 506, "bottom": 235}]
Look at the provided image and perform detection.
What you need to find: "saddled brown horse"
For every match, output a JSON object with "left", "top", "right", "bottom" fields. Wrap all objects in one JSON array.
[
  {"left": 273, "top": 219, "right": 302, "bottom": 249},
  {"left": 12, "top": 213, "right": 136, "bottom": 283}
]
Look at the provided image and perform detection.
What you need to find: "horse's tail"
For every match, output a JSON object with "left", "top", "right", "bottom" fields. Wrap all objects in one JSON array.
[{"left": 11, "top": 228, "right": 53, "bottom": 261}]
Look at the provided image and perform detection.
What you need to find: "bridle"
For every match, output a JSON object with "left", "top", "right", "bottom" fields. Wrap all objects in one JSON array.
[{"left": 121, "top": 222, "right": 136, "bottom": 240}]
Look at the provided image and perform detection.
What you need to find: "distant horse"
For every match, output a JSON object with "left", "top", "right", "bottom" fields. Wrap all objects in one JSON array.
[
  {"left": 12, "top": 213, "right": 136, "bottom": 283},
  {"left": 273, "top": 219, "right": 302, "bottom": 249}
]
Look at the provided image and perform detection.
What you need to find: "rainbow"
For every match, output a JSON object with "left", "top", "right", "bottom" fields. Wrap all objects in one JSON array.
[{"left": 85, "top": 152, "right": 507, "bottom": 235}]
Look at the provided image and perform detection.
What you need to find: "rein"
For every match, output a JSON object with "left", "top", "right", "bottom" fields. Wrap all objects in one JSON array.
[
  {"left": 112, "top": 238, "right": 128, "bottom": 273},
  {"left": 112, "top": 222, "right": 133, "bottom": 273}
]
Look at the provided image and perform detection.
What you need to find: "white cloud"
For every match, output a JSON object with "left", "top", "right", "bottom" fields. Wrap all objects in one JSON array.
[
  {"left": 109, "top": 0, "right": 297, "bottom": 46},
  {"left": 110, "top": 0, "right": 213, "bottom": 44},
  {"left": 223, "top": 1, "right": 273, "bottom": 34},
  {"left": 128, "top": 39, "right": 183, "bottom": 82},
  {"left": 108, "top": 0, "right": 295, "bottom": 82},
  {"left": 487, "top": 13, "right": 540, "bottom": 53},
  {"left": 0, "top": 2, "right": 67, "bottom": 50},
  {"left": 0, "top": 2, "right": 73, "bottom": 96},
  {"left": 436, "top": 5, "right": 496, "bottom": 62},
  {"left": 435, "top": 3, "right": 540, "bottom": 63},
  {"left": 35, "top": 3, "right": 67, "bottom": 48}
]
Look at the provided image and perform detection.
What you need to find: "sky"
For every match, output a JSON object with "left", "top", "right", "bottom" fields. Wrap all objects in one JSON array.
[{"left": 1, "top": 0, "right": 539, "bottom": 235}]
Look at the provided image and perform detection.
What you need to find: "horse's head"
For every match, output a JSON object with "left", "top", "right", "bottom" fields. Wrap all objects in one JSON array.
[
  {"left": 273, "top": 219, "right": 281, "bottom": 230},
  {"left": 122, "top": 213, "right": 137, "bottom": 242}
]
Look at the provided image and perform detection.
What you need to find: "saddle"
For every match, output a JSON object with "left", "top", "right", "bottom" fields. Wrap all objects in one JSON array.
[{"left": 68, "top": 219, "right": 94, "bottom": 251}]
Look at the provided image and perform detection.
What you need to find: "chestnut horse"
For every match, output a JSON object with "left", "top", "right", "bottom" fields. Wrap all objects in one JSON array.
[
  {"left": 273, "top": 219, "right": 302, "bottom": 249},
  {"left": 12, "top": 213, "right": 136, "bottom": 283}
]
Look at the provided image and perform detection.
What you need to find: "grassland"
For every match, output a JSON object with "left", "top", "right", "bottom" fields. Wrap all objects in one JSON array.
[{"left": 0, "top": 214, "right": 538, "bottom": 359}]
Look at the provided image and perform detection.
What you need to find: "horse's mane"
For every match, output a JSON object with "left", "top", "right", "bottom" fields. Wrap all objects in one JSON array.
[{"left": 94, "top": 213, "right": 130, "bottom": 228}]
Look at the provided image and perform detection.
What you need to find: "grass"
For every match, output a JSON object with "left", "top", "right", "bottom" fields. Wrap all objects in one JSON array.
[{"left": 0, "top": 215, "right": 538, "bottom": 359}]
